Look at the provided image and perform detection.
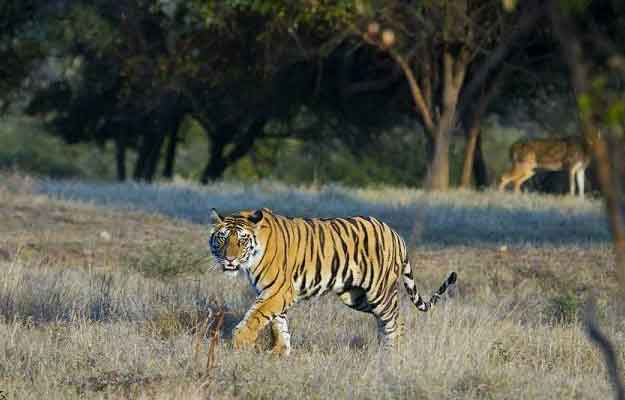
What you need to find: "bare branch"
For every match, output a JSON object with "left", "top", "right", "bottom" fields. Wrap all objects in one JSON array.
[
  {"left": 355, "top": 23, "right": 435, "bottom": 134},
  {"left": 550, "top": 1, "right": 625, "bottom": 289},
  {"left": 584, "top": 300, "right": 625, "bottom": 400},
  {"left": 390, "top": 50, "right": 436, "bottom": 133},
  {"left": 458, "top": 4, "right": 546, "bottom": 119}
]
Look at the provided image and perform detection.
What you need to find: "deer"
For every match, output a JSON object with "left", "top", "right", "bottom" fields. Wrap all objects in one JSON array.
[{"left": 498, "top": 135, "right": 592, "bottom": 198}]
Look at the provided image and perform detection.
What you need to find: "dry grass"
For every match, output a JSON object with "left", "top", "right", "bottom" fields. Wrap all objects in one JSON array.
[{"left": 0, "top": 175, "right": 622, "bottom": 399}]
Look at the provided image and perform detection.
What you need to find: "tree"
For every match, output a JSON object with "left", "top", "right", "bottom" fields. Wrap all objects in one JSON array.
[
  {"left": 548, "top": 1, "right": 625, "bottom": 398},
  {"left": 225, "top": 0, "right": 542, "bottom": 190},
  {"left": 23, "top": 1, "right": 169, "bottom": 181},
  {"left": 0, "top": 0, "right": 46, "bottom": 112},
  {"left": 25, "top": 0, "right": 322, "bottom": 182},
  {"left": 550, "top": 0, "right": 625, "bottom": 285},
  {"left": 351, "top": 1, "right": 547, "bottom": 190}
]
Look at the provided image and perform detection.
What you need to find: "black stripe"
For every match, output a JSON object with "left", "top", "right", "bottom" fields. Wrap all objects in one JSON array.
[
  {"left": 340, "top": 237, "right": 351, "bottom": 282},
  {"left": 346, "top": 218, "right": 361, "bottom": 230},
  {"left": 360, "top": 221, "right": 370, "bottom": 259},
  {"left": 378, "top": 293, "right": 395, "bottom": 316},
  {"left": 259, "top": 269, "right": 280, "bottom": 291},
  {"left": 336, "top": 219, "right": 352, "bottom": 237},
  {"left": 299, "top": 267, "right": 308, "bottom": 292},
  {"left": 361, "top": 254, "right": 368, "bottom": 288},
  {"left": 318, "top": 225, "right": 325, "bottom": 258},
  {"left": 308, "top": 223, "right": 315, "bottom": 262},
  {"left": 372, "top": 221, "right": 384, "bottom": 264},
  {"left": 253, "top": 260, "right": 273, "bottom": 287},
  {"left": 353, "top": 234, "right": 360, "bottom": 264},
  {"left": 327, "top": 252, "right": 339, "bottom": 289},
  {"left": 303, "top": 286, "right": 321, "bottom": 299},
  {"left": 343, "top": 269, "right": 353, "bottom": 288},
  {"left": 313, "top": 256, "right": 322, "bottom": 286},
  {"left": 251, "top": 229, "right": 273, "bottom": 274}
]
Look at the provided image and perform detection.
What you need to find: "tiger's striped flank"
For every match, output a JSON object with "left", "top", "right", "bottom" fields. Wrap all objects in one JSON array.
[{"left": 208, "top": 208, "right": 456, "bottom": 354}]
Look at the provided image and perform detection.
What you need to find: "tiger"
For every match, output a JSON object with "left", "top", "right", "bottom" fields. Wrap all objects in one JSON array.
[{"left": 208, "top": 207, "right": 457, "bottom": 355}]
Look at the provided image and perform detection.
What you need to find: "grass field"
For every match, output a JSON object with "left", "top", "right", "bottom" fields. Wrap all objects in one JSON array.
[{"left": 0, "top": 174, "right": 622, "bottom": 399}]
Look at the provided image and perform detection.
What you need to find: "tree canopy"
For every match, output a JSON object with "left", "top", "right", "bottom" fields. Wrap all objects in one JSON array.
[{"left": 2, "top": 0, "right": 619, "bottom": 190}]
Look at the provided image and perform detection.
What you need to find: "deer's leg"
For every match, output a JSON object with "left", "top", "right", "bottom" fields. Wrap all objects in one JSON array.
[
  {"left": 576, "top": 168, "right": 586, "bottom": 198},
  {"left": 500, "top": 163, "right": 525, "bottom": 192},
  {"left": 498, "top": 172, "right": 513, "bottom": 191},
  {"left": 513, "top": 168, "right": 535, "bottom": 193},
  {"left": 569, "top": 167, "right": 577, "bottom": 196}
]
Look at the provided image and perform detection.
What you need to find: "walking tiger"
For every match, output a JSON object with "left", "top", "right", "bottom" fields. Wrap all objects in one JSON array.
[{"left": 209, "top": 208, "right": 457, "bottom": 355}]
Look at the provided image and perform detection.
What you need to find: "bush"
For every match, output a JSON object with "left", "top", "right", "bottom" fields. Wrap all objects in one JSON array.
[
  {"left": 0, "top": 116, "right": 116, "bottom": 179},
  {"left": 550, "top": 292, "right": 581, "bottom": 324},
  {"left": 124, "top": 241, "right": 211, "bottom": 280}
]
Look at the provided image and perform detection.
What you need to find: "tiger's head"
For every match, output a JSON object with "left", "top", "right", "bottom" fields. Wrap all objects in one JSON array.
[{"left": 208, "top": 208, "right": 266, "bottom": 275}]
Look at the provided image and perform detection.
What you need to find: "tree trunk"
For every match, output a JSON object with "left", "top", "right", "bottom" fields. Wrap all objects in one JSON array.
[
  {"left": 201, "top": 138, "right": 226, "bottom": 184},
  {"left": 460, "top": 123, "right": 479, "bottom": 188},
  {"left": 459, "top": 67, "right": 504, "bottom": 189},
  {"left": 162, "top": 130, "right": 178, "bottom": 179},
  {"left": 133, "top": 131, "right": 166, "bottom": 182},
  {"left": 552, "top": 4, "right": 625, "bottom": 289},
  {"left": 427, "top": 122, "right": 451, "bottom": 190},
  {"left": 133, "top": 134, "right": 149, "bottom": 181},
  {"left": 115, "top": 132, "right": 126, "bottom": 181},
  {"left": 459, "top": 124, "right": 489, "bottom": 188},
  {"left": 199, "top": 119, "right": 266, "bottom": 184},
  {"left": 473, "top": 133, "right": 489, "bottom": 188},
  {"left": 143, "top": 131, "right": 166, "bottom": 182},
  {"left": 423, "top": 49, "right": 468, "bottom": 191}
]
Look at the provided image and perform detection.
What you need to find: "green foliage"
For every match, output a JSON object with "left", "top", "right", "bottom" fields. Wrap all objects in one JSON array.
[
  {"left": 490, "top": 340, "right": 513, "bottom": 364},
  {"left": 0, "top": 116, "right": 117, "bottom": 179},
  {"left": 0, "top": 0, "right": 45, "bottom": 94},
  {"left": 4, "top": 0, "right": 579, "bottom": 188},
  {"left": 577, "top": 93, "right": 593, "bottom": 117},
  {"left": 223, "top": 129, "right": 434, "bottom": 187},
  {"left": 125, "top": 241, "right": 210, "bottom": 280},
  {"left": 606, "top": 101, "right": 625, "bottom": 128},
  {"left": 550, "top": 292, "right": 581, "bottom": 324},
  {"left": 0, "top": 112, "right": 517, "bottom": 188},
  {"left": 61, "top": 5, "right": 120, "bottom": 52},
  {"left": 559, "top": 0, "right": 592, "bottom": 14},
  {"left": 144, "top": 308, "right": 214, "bottom": 339},
  {"left": 199, "top": 0, "right": 360, "bottom": 24},
  {"left": 480, "top": 116, "right": 526, "bottom": 179}
]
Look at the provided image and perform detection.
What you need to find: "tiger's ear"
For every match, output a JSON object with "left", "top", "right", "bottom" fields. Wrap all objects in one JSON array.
[
  {"left": 248, "top": 209, "right": 264, "bottom": 224},
  {"left": 210, "top": 208, "right": 224, "bottom": 224}
]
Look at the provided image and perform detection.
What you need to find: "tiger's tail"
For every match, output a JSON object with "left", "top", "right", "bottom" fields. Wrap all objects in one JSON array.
[{"left": 402, "top": 263, "right": 457, "bottom": 312}]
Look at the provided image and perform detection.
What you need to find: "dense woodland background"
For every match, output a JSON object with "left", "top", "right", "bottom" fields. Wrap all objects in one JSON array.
[{"left": 3, "top": 0, "right": 622, "bottom": 192}]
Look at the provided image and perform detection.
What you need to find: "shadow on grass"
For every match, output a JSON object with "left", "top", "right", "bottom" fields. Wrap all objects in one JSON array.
[{"left": 37, "top": 180, "right": 610, "bottom": 246}]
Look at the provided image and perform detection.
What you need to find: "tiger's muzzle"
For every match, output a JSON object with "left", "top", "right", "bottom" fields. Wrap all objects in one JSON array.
[{"left": 222, "top": 256, "right": 240, "bottom": 272}]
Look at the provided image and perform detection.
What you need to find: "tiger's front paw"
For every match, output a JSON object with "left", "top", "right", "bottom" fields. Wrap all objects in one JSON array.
[
  {"left": 232, "top": 325, "right": 257, "bottom": 350},
  {"left": 270, "top": 343, "right": 291, "bottom": 357}
]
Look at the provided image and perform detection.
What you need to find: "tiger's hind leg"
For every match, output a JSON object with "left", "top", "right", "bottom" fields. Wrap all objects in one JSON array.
[
  {"left": 337, "top": 287, "right": 374, "bottom": 313},
  {"left": 371, "top": 287, "right": 401, "bottom": 348},
  {"left": 338, "top": 287, "right": 400, "bottom": 349},
  {"left": 270, "top": 313, "right": 291, "bottom": 356}
]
